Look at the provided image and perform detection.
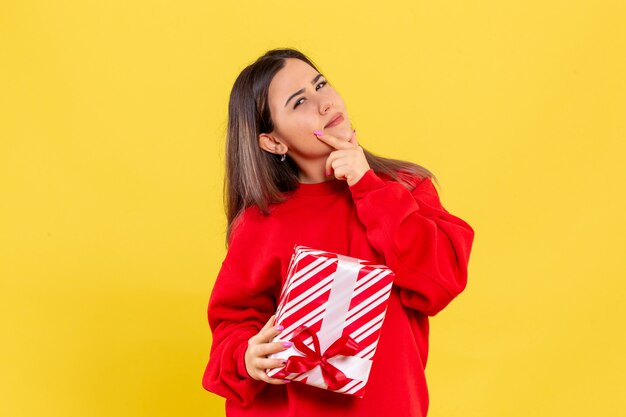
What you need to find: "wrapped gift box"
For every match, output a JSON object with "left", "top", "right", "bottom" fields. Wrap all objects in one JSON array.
[{"left": 266, "top": 244, "right": 395, "bottom": 398}]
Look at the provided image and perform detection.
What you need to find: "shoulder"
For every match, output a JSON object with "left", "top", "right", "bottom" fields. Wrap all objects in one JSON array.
[
  {"left": 380, "top": 170, "right": 443, "bottom": 208},
  {"left": 231, "top": 205, "right": 264, "bottom": 235},
  {"left": 228, "top": 204, "right": 279, "bottom": 248},
  {"left": 376, "top": 169, "right": 434, "bottom": 192},
  {"left": 400, "top": 172, "right": 445, "bottom": 212}
]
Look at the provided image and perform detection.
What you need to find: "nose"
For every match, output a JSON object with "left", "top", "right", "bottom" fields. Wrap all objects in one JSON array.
[{"left": 319, "top": 99, "right": 333, "bottom": 114}]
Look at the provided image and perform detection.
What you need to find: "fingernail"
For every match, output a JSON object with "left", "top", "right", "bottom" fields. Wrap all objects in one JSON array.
[
  {"left": 276, "top": 325, "right": 284, "bottom": 332},
  {"left": 282, "top": 341, "right": 293, "bottom": 348},
  {"left": 313, "top": 130, "right": 323, "bottom": 136},
  {"left": 284, "top": 380, "right": 292, "bottom": 383}
]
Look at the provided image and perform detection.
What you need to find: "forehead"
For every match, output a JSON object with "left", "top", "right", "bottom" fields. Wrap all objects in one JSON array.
[{"left": 268, "top": 58, "right": 318, "bottom": 103}]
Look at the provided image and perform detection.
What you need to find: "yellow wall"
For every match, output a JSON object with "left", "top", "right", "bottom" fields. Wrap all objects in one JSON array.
[{"left": 1, "top": 1, "right": 624, "bottom": 416}]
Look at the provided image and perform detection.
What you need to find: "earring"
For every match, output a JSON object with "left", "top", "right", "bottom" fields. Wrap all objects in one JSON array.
[{"left": 281, "top": 153, "right": 286, "bottom": 162}]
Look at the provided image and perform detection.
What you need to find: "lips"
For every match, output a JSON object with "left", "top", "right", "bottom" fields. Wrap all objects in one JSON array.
[{"left": 324, "top": 113, "right": 344, "bottom": 128}]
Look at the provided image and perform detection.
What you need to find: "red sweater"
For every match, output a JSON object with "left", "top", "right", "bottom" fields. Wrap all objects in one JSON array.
[{"left": 202, "top": 168, "right": 475, "bottom": 417}]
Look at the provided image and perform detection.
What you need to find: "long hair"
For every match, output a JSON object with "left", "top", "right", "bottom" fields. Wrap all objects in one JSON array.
[{"left": 223, "top": 48, "right": 438, "bottom": 247}]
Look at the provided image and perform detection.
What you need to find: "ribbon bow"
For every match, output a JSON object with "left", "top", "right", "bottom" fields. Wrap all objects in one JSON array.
[{"left": 280, "top": 326, "right": 361, "bottom": 390}]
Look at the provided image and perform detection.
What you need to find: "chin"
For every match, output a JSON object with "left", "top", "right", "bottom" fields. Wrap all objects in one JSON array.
[{"left": 339, "top": 125, "right": 353, "bottom": 139}]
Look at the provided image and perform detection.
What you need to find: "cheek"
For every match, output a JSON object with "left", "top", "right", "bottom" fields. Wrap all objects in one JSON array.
[
  {"left": 329, "top": 88, "right": 345, "bottom": 105},
  {"left": 285, "top": 113, "right": 316, "bottom": 137},
  {"left": 296, "top": 116, "right": 317, "bottom": 131},
  {"left": 276, "top": 118, "right": 319, "bottom": 147}
]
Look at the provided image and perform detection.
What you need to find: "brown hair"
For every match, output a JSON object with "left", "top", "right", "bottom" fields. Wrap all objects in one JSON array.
[{"left": 223, "top": 48, "right": 438, "bottom": 247}]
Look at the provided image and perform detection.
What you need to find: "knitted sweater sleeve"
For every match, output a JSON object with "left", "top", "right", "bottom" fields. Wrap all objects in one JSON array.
[
  {"left": 348, "top": 169, "right": 476, "bottom": 316},
  {"left": 201, "top": 208, "right": 280, "bottom": 406}
]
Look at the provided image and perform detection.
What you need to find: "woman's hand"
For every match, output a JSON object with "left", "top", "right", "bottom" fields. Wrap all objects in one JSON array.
[
  {"left": 314, "top": 129, "right": 371, "bottom": 186},
  {"left": 244, "top": 314, "right": 292, "bottom": 384}
]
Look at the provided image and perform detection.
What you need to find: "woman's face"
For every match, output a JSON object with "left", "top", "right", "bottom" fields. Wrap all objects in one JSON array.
[{"left": 259, "top": 58, "right": 352, "bottom": 161}]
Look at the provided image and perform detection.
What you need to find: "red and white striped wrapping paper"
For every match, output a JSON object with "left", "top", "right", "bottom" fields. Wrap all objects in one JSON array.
[{"left": 266, "top": 244, "right": 395, "bottom": 398}]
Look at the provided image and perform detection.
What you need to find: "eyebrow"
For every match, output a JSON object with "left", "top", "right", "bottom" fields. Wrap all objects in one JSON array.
[{"left": 284, "top": 73, "right": 324, "bottom": 107}]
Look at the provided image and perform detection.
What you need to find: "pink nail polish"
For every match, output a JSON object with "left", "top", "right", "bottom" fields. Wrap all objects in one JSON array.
[
  {"left": 276, "top": 325, "right": 284, "bottom": 332},
  {"left": 282, "top": 341, "right": 293, "bottom": 348},
  {"left": 313, "top": 130, "right": 323, "bottom": 136}
]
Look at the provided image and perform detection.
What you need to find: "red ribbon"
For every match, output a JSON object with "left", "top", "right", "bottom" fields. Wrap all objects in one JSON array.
[{"left": 276, "top": 326, "right": 361, "bottom": 390}]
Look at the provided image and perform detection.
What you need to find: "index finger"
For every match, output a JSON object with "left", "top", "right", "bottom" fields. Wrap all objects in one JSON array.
[
  {"left": 263, "top": 315, "right": 285, "bottom": 341},
  {"left": 313, "top": 130, "right": 355, "bottom": 150},
  {"left": 250, "top": 315, "right": 277, "bottom": 343}
]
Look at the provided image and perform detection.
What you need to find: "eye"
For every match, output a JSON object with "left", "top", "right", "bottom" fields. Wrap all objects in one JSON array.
[{"left": 293, "top": 81, "right": 328, "bottom": 109}]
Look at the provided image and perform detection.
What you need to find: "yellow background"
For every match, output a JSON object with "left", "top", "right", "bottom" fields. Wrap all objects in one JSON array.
[{"left": 1, "top": 1, "right": 624, "bottom": 416}]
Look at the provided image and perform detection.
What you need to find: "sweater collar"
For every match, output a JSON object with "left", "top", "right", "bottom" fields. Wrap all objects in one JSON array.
[{"left": 292, "top": 177, "right": 348, "bottom": 197}]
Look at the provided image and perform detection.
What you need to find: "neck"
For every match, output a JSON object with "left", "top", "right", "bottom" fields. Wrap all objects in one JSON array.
[{"left": 292, "top": 155, "right": 330, "bottom": 184}]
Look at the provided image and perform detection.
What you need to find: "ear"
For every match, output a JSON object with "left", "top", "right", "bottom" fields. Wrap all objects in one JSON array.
[{"left": 258, "top": 133, "right": 287, "bottom": 155}]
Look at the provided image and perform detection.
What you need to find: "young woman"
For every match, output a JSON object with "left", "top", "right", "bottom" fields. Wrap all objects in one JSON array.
[{"left": 202, "top": 48, "right": 475, "bottom": 417}]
